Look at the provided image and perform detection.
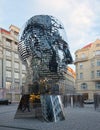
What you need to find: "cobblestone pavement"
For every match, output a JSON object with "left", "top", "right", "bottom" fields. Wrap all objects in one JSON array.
[{"left": 0, "top": 104, "right": 100, "bottom": 130}]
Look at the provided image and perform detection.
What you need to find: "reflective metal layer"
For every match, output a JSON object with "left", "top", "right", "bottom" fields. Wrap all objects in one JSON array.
[{"left": 15, "top": 15, "right": 73, "bottom": 122}]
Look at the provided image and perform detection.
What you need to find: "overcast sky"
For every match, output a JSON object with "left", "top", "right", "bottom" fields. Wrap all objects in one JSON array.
[{"left": 0, "top": 0, "right": 100, "bottom": 70}]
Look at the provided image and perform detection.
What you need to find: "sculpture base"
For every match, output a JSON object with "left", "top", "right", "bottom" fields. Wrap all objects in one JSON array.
[{"left": 15, "top": 94, "right": 65, "bottom": 122}]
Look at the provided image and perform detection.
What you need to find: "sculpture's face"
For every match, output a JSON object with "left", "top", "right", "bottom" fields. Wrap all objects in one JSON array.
[{"left": 18, "top": 15, "right": 73, "bottom": 75}]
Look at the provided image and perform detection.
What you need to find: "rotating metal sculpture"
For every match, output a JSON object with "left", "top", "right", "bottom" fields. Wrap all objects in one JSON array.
[{"left": 15, "top": 15, "right": 73, "bottom": 122}]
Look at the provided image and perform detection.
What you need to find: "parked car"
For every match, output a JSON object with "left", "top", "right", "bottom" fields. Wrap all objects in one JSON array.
[
  {"left": 0, "top": 99, "right": 11, "bottom": 105},
  {"left": 84, "top": 99, "right": 94, "bottom": 104}
]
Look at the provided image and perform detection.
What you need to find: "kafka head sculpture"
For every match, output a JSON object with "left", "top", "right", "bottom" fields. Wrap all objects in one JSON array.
[{"left": 18, "top": 15, "right": 73, "bottom": 94}]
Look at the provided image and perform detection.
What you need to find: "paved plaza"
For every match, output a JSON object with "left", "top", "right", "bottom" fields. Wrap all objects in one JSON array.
[{"left": 0, "top": 103, "right": 100, "bottom": 130}]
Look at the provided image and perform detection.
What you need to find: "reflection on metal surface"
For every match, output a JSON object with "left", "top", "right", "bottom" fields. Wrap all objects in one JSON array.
[
  {"left": 40, "top": 95, "right": 65, "bottom": 122},
  {"left": 15, "top": 94, "right": 65, "bottom": 122},
  {"left": 15, "top": 15, "right": 73, "bottom": 122},
  {"left": 15, "top": 94, "right": 42, "bottom": 119}
]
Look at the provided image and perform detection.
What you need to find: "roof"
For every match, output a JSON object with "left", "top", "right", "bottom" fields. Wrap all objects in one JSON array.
[
  {"left": 82, "top": 43, "right": 92, "bottom": 49},
  {"left": 0, "top": 28, "right": 10, "bottom": 35}
]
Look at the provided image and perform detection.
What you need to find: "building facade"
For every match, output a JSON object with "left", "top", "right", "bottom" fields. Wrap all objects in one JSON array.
[
  {"left": 0, "top": 25, "right": 26, "bottom": 102},
  {"left": 58, "top": 66, "right": 76, "bottom": 95},
  {"left": 74, "top": 39, "right": 100, "bottom": 100},
  {"left": 64, "top": 66, "right": 76, "bottom": 94}
]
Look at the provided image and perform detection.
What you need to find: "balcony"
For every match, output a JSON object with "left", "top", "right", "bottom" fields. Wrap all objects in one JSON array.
[
  {"left": 74, "top": 57, "right": 88, "bottom": 64},
  {"left": 91, "top": 77, "right": 100, "bottom": 81},
  {"left": 93, "top": 54, "right": 100, "bottom": 59}
]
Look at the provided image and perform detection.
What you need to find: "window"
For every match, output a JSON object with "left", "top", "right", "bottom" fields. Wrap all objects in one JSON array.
[
  {"left": 14, "top": 82, "right": 19, "bottom": 89},
  {"left": 6, "top": 71, "right": 11, "bottom": 77},
  {"left": 81, "top": 53, "right": 85, "bottom": 58},
  {"left": 22, "top": 74, "right": 26, "bottom": 81},
  {"left": 14, "top": 31, "right": 19, "bottom": 39},
  {"left": 6, "top": 39, "right": 11, "bottom": 47},
  {"left": 80, "top": 63, "right": 83, "bottom": 69},
  {"left": 96, "top": 70, "right": 100, "bottom": 77},
  {"left": 6, "top": 60, "right": 11, "bottom": 67},
  {"left": 95, "top": 82, "right": 100, "bottom": 89},
  {"left": 91, "top": 71, "right": 94, "bottom": 79},
  {"left": 14, "top": 62, "right": 19, "bottom": 69},
  {"left": 6, "top": 82, "right": 11, "bottom": 90},
  {"left": 22, "top": 73, "right": 26, "bottom": 78},
  {"left": 96, "top": 44, "right": 100, "bottom": 47},
  {"left": 95, "top": 50, "right": 100, "bottom": 55},
  {"left": 81, "top": 83, "right": 87, "bottom": 89},
  {"left": 6, "top": 50, "right": 11, "bottom": 57},
  {"left": 14, "top": 72, "right": 19, "bottom": 79},
  {"left": 80, "top": 73, "right": 83, "bottom": 79},
  {"left": 14, "top": 53, "right": 19, "bottom": 59},
  {"left": 22, "top": 64, "right": 26, "bottom": 70},
  {"left": 97, "top": 59, "right": 100, "bottom": 66}
]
